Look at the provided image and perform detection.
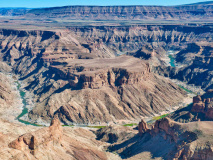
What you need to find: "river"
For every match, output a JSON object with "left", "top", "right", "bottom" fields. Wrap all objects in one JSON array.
[
  {"left": 15, "top": 81, "right": 41, "bottom": 126},
  {"left": 167, "top": 50, "right": 176, "bottom": 67}
]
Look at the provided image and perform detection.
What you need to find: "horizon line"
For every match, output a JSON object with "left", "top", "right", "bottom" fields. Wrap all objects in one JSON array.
[{"left": 1, "top": 1, "right": 213, "bottom": 9}]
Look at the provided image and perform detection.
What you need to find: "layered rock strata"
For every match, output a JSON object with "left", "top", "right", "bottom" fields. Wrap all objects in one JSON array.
[{"left": 26, "top": 3, "right": 213, "bottom": 20}]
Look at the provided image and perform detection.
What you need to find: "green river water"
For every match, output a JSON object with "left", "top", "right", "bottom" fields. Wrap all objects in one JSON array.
[
  {"left": 168, "top": 54, "right": 175, "bottom": 67},
  {"left": 15, "top": 81, "right": 41, "bottom": 126}
]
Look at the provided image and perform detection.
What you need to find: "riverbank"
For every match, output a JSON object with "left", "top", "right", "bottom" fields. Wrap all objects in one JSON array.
[
  {"left": 0, "top": 72, "right": 23, "bottom": 123},
  {"left": 160, "top": 50, "right": 177, "bottom": 67},
  {"left": 14, "top": 79, "right": 50, "bottom": 126}
]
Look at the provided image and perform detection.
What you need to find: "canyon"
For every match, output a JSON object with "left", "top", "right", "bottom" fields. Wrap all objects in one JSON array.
[
  {"left": 0, "top": 27, "right": 193, "bottom": 124},
  {"left": 0, "top": 1, "right": 213, "bottom": 160}
]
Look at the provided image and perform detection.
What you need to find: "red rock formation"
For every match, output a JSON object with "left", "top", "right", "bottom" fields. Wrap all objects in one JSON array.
[
  {"left": 146, "top": 118, "right": 213, "bottom": 159},
  {"left": 191, "top": 93, "right": 213, "bottom": 120},
  {"left": 193, "top": 95, "right": 202, "bottom": 103},
  {"left": 138, "top": 119, "right": 149, "bottom": 135},
  {"left": 9, "top": 117, "right": 63, "bottom": 154},
  {"left": 152, "top": 118, "right": 186, "bottom": 143}
]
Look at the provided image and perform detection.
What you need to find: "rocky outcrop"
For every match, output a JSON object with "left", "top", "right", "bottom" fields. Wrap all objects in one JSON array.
[
  {"left": 9, "top": 117, "right": 63, "bottom": 154},
  {"left": 151, "top": 118, "right": 213, "bottom": 160},
  {"left": 110, "top": 118, "right": 213, "bottom": 160},
  {"left": 7, "top": 118, "right": 108, "bottom": 160},
  {"left": 61, "top": 57, "right": 151, "bottom": 89},
  {"left": 138, "top": 119, "right": 148, "bottom": 135},
  {"left": 191, "top": 92, "right": 213, "bottom": 120},
  {"left": 127, "top": 45, "right": 157, "bottom": 60}
]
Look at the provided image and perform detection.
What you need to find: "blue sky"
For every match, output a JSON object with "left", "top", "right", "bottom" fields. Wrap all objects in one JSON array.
[{"left": 0, "top": 0, "right": 212, "bottom": 8}]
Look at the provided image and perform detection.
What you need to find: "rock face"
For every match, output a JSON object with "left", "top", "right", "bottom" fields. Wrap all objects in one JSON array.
[
  {"left": 6, "top": 118, "right": 108, "bottom": 160},
  {"left": 138, "top": 119, "right": 148, "bottom": 135},
  {"left": 151, "top": 118, "right": 213, "bottom": 160},
  {"left": 109, "top": 118, "right": 213, "bottom": 160},
  {"left": 191, "top": 92, "right": 213, "bottom": 120},
  {"left": 9, "top": 117, "right": 63, "bottom": 154},
  {"left": 26, "top": 2, "right": 213, "bottom": 20},
  {"left": 0, "top": 73, "right": 14, "bottom": 108},
  {"left": 168, "top": 90, "right": 213, "bottom": 123}
]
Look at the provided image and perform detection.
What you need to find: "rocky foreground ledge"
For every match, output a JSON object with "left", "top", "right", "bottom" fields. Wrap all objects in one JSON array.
[
  {"left": 108, "top": 117, "right": 213, "bottom": 160},
  {"left": 1, "top": 117, "right": 110, "bottom": 160}
]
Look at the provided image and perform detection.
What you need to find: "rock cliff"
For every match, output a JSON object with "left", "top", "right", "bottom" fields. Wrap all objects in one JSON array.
[
  {"left": 9, "top": 117, "right": 63, "bottom": 154},
  {"left": 6, "top": 117, "right": 108, "bottom": 160},
  {"left": 191, "top": 91, "right": 213, "bottom": 120}
]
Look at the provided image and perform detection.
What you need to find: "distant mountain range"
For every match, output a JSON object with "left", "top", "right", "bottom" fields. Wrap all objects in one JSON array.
[
  {"left": 0, "top": 8, "right": 30, "bottom": 16},
  {"left": 182, "top": 1, "right": 213, "bottom": 5},
  {"left": 0, "top": 1, "right": 213, "bottom": 20}
]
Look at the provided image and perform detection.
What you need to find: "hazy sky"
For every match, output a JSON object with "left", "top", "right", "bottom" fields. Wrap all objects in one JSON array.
[{"left": 0, "top": 0, "right": 212, "bottom": 8}]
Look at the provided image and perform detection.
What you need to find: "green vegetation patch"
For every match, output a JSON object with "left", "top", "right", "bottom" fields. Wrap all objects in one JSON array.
[
  {"left": 62, "top": 125, "right": 74, "bottom": 127},
  {"left": 152, "top": 114, "right": 169, "bottom": 121},
  {"left": 123, "top": 123, "right": 137, "bottom": 127},
  {"left": 18, "top": 119, "right": 43, "bottom": 127},
  {"left": 178, "top": 85, "right": 194, "bottom": 94}
]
